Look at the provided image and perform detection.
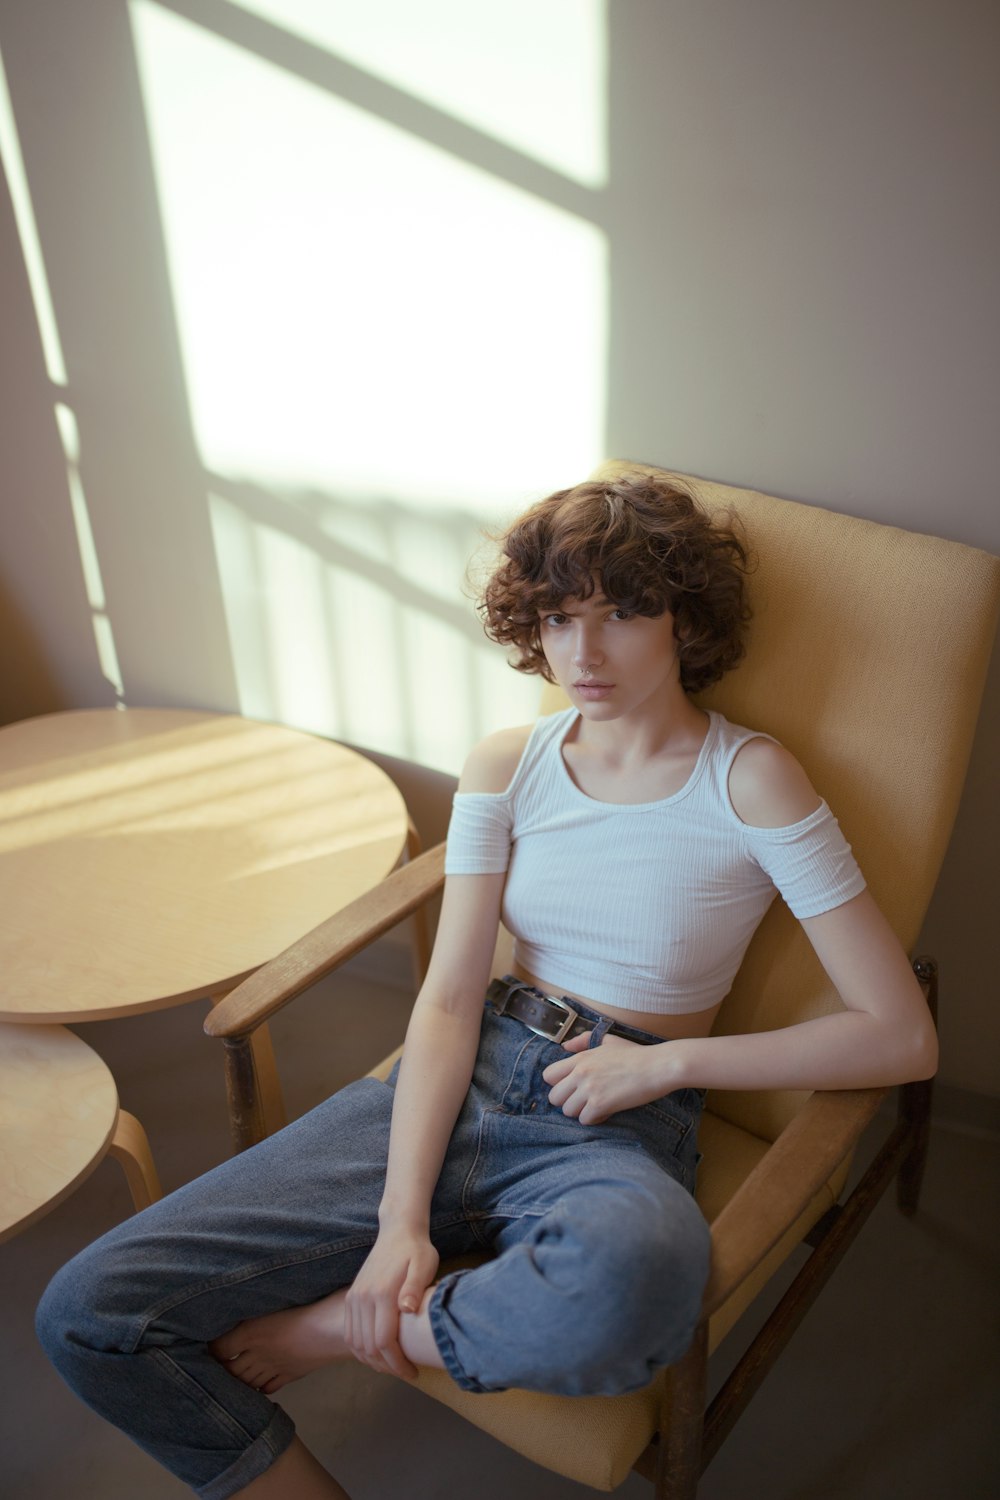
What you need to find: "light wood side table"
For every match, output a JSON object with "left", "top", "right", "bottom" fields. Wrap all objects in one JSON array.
[{"left": 0, "top": 709, "right": 414, "bottom": 1155}]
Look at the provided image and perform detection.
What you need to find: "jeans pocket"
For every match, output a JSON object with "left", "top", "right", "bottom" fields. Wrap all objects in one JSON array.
[
  {"left": 637, "top": 1102, "right": 690, "bottom": 1148},
  {"left": 628, "top": 1088, "right": 704, "bottom": 1184}
]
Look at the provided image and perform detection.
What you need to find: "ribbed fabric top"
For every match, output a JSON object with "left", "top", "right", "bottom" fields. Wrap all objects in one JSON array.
[{"left": 445, "top": 708, "right": 866, "bottom": 1014}]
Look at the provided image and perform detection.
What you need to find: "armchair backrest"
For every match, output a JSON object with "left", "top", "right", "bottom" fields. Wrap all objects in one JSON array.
[{"left": 539, "top": 462, "right": 1000, "bottom": 1141}]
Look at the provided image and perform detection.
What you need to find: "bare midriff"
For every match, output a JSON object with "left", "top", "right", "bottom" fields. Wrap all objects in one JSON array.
[{"left": 511, "top": 963, "right": 721, "bottom": 1041}]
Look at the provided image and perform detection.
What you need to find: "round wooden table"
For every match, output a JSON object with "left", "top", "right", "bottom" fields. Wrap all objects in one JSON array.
[{"left": 0, "top": 709, "right": 413, "bottom": 1168}]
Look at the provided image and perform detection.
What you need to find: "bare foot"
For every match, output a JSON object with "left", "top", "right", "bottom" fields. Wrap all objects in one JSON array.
[{"left": 210, "top": 1291, "right": 351, "bottom": 1395}]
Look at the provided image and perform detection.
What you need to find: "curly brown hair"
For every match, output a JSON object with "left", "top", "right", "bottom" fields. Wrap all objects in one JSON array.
[{"left": 479, "top": 475, "right": 752, "bottom": 694}]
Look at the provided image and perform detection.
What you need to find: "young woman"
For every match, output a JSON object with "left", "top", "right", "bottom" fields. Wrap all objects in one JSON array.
[{"left": 37, "top": 476, "right": 937, "bottom": 1500}]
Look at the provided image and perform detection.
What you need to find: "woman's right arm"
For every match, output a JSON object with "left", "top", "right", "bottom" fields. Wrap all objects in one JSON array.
[{"left": 343, "top": 728, "right": 526, "bottom": 1378}]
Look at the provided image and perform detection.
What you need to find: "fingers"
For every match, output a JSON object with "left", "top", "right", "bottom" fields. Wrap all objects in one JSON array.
[
  {"left": 557, "top": 1086, "right": 585, "bottom": 1119},
  {"left": 398, "top": 1278, "right": 423, "bottom": 1316},
  {"left": 543, "top": 1031, "right": 626, "bottom": 1083},
  {"left": 375, "top": 1315, "right": 419, "bottom": 1380},
  {"left": 351, "top": 1323, "right": 418, "bottom": 1379},
  {"left": 541, "top": 1054, "right": 614, "bottom": 1124},
  {"left": 545, "top": 1067, "right": 583, "bottom": 1114},
  {"left": 395, "top": 1244, "right": 438, "bottom": 1320},
  {"left": 541, "top": 1054, "right": 576, "bottom": 1084},
  {"left": 344, "top": 1291, "right": 418, "bottom": 1380},
  {"left": 540, "top": 1035, "right": 589, "bottom": 1083},
  {"left": 543, "top": 1050, "right": 586, "bottom": 1101},
  {"left": 342, "top": 1234, "right": 438, "bottom": 1380}
]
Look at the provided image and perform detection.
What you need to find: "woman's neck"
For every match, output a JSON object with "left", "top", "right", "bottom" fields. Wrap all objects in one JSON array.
[
  {"left": 564, "top": 692, "right": 710, "bottom": 804},
  {"left": 573, "top": 689, "right": 708, "bottom": 769}
]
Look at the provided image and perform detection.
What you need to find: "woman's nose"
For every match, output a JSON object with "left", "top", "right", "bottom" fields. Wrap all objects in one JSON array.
[{"left": 572, "top": 628, "right": 602, "bottom": 669}]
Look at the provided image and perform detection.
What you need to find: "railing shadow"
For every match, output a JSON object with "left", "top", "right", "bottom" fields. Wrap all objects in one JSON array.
[{"left": 205, "top": 474, "right": 537, "bottom": 767}]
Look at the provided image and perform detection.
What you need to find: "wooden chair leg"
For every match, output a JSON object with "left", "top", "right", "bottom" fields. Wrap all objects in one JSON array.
[
  {"left": 107, "top": 1109, "right": 162, "bottom": 1211},
  {"left": 222, "top": 1034, "right": 268, "bottom": 1153},
  {"left": 212, "top": 997, "right": 288, "bottom": 1153},
  {"left": 897, "top": 1073, "right": 934, "bottom": 1215},
  {"left": 654, "top": 1323, "right": 708, "bottom": 1500},
  {"left": 898, "top": 956, "right": 938, "bottom": 1216},
  {"left": 247, "top": 1023, "right": 287, "bottom": 1137}
]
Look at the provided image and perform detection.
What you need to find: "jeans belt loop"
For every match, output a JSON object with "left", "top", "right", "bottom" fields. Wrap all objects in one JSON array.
[{"left": 587, "top": 1016, "right": 614, "bottom": 1050}]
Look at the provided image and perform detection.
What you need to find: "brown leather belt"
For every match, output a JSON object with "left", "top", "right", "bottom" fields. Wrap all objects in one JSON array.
[{"left": 485, "top": 976, "right": 657, "bottom": 1046}]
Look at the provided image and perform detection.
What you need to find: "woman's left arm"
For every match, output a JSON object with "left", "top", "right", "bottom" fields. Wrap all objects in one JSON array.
[
  {"left": 666, "top": 735, "right": 938, "bottom": 1091},
  {"left": 657, "top": 887, "right": 938, "bottom": 1094},
  {"left": 545, "top": 890, "right": 938, "bottom": 1123}
]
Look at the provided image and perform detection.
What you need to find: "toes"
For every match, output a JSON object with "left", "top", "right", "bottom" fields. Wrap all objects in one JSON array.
[
  {"left": 223, "top": 1353, "right": 266, "bottom": 1389},
  {"left": 209, "top": 1326, "right": 247, "bottom": 1362}
]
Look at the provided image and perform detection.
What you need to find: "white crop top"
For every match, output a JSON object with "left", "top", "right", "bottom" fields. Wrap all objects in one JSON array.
[{"left": 445, "top": 708, "right": 866, "bottom": 1015}]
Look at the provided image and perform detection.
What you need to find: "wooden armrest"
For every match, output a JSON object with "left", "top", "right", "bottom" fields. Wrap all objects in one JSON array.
[
  {"left": 701, "top": 1085, "right": 887, "bottom": 1319},
  {"left": 204, "top": 842, "right": 446, "bottom": 1040}
]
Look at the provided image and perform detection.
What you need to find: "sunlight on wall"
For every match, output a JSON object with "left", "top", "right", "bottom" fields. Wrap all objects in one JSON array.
[
  {"left": 55, "top": 405, "right": 126, "bottom": 700},
  {"left": 130, "top": 0, "right": 608, "bottom": 771},
  {"left": 0, "top": 44, "right": 124, "bottom": 702},
  {"left": 233, "top": 0, "right": 607, "bottom": 188},
  {"left": 130, "top": 0, "right": 607, "bottom": 510},
  {"left": 0, "top": 45, "right": 66, "bottom": 387}
]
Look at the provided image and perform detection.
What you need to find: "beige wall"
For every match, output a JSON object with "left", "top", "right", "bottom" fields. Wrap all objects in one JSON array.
[
  {"left": 1, "top": 0, "right": 997, "bottom": 1095},
  {"left": 599, "top": 0, "right": 1000, "bottom": 1099}
]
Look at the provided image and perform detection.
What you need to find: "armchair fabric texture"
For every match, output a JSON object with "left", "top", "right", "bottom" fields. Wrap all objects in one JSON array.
[{"left": 206, "top": 463, "right": 999, "bottom": 1497}]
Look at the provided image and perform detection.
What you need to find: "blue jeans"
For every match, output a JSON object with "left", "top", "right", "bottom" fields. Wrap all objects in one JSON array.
[{"left": 36, "top": 1001, "right": 710, "bottom": 1499}]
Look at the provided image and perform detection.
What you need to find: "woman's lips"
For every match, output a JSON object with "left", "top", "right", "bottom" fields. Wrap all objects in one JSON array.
[{"left": 574, "top": 682, "right": 614, "bottom": 699}]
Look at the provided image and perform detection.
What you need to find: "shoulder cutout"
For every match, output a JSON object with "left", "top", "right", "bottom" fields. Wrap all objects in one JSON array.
[
  {"left": 727, "top": 736, "right": 823, "bottom": 828},
  {"left": 458, "top": 724, "right": 533, "bottom": 795}
]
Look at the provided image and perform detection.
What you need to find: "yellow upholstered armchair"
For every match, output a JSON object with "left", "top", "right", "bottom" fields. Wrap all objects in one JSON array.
[{"left": 205, "top": 463, "right": 999, "bottom": 1498}]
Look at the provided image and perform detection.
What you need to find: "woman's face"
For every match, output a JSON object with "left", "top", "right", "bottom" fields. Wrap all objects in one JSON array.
[{"left": 537, "top": 588, "right": 682, "bottom": 721}]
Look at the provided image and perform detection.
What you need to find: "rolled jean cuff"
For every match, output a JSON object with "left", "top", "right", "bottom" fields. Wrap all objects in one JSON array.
[
  {"left": 428, "top": 1271, "right": 503, "bottom": 1395},
  {"left": 197, "top": 1406, "right": 297, "bottom": 1500}
]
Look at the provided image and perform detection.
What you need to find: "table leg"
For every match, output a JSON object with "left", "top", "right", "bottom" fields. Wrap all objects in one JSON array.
[{"left": 107, "top": 1109, "right": 163, "bottom": 1209}]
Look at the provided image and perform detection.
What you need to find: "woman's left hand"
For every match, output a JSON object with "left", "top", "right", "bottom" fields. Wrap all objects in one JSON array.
[{"left": 542, "top": 1033, "right": 677, "bottom": 1124}]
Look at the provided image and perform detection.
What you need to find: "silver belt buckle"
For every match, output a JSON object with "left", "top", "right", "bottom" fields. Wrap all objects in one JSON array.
[{"left": 529, "top": 993, "right": 579, "bottom": 1046}]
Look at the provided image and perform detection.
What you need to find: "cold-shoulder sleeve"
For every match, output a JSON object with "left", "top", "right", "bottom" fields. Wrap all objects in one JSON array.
[
  {"left": 444, "top": 792, "right": 514, "bottom": 875},
  {"left": 742, "top": 800, "right": 867, "bottom": 919}
]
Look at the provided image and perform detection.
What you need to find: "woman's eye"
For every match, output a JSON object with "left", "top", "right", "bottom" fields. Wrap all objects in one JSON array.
[{"left": 611, "top": 607, "right": 632, "bottom": 621}]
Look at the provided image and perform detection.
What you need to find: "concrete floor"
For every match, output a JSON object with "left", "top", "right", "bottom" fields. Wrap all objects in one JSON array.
[{"left": 4, "top": 961, "right": 998, "bottom": 1500}]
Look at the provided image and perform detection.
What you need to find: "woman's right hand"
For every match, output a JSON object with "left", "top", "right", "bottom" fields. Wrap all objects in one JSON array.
[{"left": 344, "top": 1224, "right": 439, "bottom": 1379}]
